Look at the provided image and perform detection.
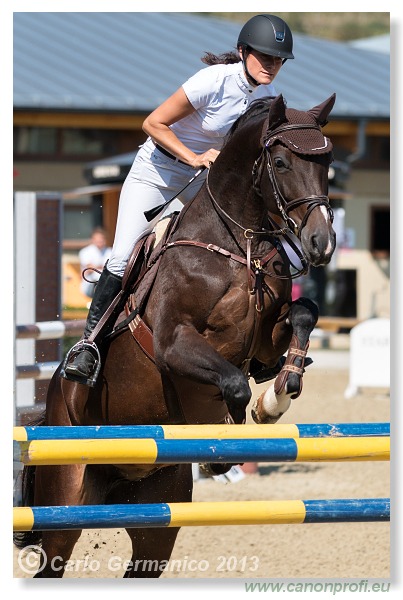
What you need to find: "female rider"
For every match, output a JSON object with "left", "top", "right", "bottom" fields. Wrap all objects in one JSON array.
[{"left": 63, "top": 14, "right": 294, "bottom": 385}]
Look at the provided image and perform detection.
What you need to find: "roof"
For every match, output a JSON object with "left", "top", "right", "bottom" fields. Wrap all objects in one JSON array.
[
  {"left": 349, "top": 34, "right": 390, "bottom": 54},
  {"left": 13, "top": 12, "right": 390, "bottom": 119}
]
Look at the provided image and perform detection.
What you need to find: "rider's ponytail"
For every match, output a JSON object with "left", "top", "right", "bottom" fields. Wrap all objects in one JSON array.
[{"left": 201, "top": 51, "right": 240, "bottom": 65}]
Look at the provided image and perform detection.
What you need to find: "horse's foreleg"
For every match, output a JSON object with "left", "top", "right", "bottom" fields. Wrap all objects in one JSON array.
[
  {"left": 117, "top": 465, "right": 192, "bottom": 578},
  {"left": 33, "top": 530, "right": 83, "bottom": 578},
  {"left": 273, "top": 297, "right": 318, "bottom": 399},
  {"left": 155, "top": 324, "right": 251, "bottom": 423},
  {"left": 29, "top": 465, "right": 86, "bottom": 577},
  {"left": 123, "top": 527, "right": 183, "bottom": 578},
  {"left": 252, "top": 297, "right": 318, "bottom": 424}
]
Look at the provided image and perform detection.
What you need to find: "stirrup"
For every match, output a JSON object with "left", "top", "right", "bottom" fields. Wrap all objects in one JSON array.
[{"left": 60, "top": 340, "right": 102, "bottom": 387}]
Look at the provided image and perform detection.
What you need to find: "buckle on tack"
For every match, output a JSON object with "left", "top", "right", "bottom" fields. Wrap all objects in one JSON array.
[{"left": 60, "top": 339, "right": 102, "bottom": 387}]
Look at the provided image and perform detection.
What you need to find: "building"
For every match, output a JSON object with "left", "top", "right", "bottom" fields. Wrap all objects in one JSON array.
[{"left": 13, "top": 12, "right": 390, "bottom": 321}]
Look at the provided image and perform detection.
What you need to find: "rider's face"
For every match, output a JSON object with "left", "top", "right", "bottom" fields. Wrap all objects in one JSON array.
[{"left": 240, "top": 48, "right": 283, "bottom": 85}]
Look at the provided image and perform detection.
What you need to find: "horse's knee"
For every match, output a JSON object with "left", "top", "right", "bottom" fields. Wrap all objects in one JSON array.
[
  {"left": 221, "top": 370, "right": 251, "bottom": 404},
  {"left": 221, "top": 369, "right": 251, "bottom": 424}
]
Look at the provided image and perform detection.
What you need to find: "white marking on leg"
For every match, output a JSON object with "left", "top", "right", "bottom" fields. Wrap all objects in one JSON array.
[{"left": 256, "top": 383, "right": 292, "bottom": 424}]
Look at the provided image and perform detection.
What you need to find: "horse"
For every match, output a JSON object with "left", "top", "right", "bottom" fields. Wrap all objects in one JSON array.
[{"left": 14, "top": 93, "right": 337, "bottom": 578}]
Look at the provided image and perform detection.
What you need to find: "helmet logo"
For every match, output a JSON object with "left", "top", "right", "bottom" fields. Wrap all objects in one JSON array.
[{"left": 275, "top": 31, "right": 285, "bottom": 42}]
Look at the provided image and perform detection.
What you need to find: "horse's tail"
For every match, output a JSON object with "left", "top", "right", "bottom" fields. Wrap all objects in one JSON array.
[{"left": 13, "top": 411, "right": 46, "bottom": 549}]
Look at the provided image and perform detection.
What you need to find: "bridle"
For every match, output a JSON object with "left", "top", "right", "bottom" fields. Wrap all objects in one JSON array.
[
  {"left": 205, "top": 120, "right": 334, "bottom": 278},
  {"left": 256, "top": 122, "right": 334, "bottom": 237},
  {"left": 206, "top": 122, "right": 334, "bottom": 237}
]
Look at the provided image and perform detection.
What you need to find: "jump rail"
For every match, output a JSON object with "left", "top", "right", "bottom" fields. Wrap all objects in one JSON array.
[
  {"left": 16, "top": 320, "right": 85, "bottom": 381},
  {"left": 13, "top": 498, "right": 390, "bottom": 531},
  {"left": 16, "top": 320, "right": 86, "bottom": 340},
  {"left": 14, "top": 422, "right": 390, "bottom": 440},
  {"left": 13, "top": 423, "right": 390, "bottom": 530},
  {"left": 14, "top": 436, "right": 390, "bottom": 466}
]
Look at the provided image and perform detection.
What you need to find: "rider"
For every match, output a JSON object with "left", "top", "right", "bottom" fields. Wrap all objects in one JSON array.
[{"left": 62, "top": 14, "right": 295, "bottom": 386}]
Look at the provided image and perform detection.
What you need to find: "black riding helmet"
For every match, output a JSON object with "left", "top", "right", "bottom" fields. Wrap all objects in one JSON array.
[
  {"left": 238, "top": 15, "right": 293, "bottom": 86},
  {"left": 237, "top": 14, "right": 294, "bottom": 60}
]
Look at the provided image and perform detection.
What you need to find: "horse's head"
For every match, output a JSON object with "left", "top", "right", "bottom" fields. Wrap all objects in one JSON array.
[{"left": 259, "top": 94, "right": 337, "bottom": 266}]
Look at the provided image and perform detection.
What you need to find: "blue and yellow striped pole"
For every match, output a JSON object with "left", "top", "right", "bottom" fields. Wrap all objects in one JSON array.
[
  {"left": 13, "top": 498, "right": 390, "bottom": 531},
  {"left": 14, "top": 436, "right": 390, "bottom": 466},
  {"left": 13, "top": 422, "right": 390, "bottom": 441}
]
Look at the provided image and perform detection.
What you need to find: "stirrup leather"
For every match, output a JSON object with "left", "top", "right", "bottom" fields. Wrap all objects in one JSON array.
[{"left": 60, "top": 339, "right": 102, "bottom": 387}]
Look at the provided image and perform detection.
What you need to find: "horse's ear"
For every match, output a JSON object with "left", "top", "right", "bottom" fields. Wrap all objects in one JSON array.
[
  {"left": 267, "top": 94, "right": 288, "bottom": 131},
  {"left": 308, "top": 93, "right": 336, "bottom": 126}
]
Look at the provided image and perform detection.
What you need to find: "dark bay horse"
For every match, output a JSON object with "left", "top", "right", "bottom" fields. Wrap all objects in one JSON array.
[{"left": 14, "top": 93, "right": 336, "bottom": 577}]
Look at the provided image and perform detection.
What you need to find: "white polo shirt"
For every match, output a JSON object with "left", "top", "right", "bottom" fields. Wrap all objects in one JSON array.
[{"left": 170, "top": 61, "right": 277, "bottom": 154}]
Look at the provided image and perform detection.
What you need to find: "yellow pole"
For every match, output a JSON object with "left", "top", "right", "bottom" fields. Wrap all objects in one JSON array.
[{"left": 296, "top": 437, "right": 390, "bottom": 462}]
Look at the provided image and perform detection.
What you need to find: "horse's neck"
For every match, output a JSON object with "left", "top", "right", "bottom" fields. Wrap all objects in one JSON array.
[
  {"left": 172, "top": 182, "right": 270, "bottom": 260},
  {"left": 208, "top": 133, "right": 269, "bottom": 229},
  {"left": 207, "top": 172, "right": 267, "bottom": 236},
  {"left": 173, "top": 128, "right": 268, "bottom": 246}
]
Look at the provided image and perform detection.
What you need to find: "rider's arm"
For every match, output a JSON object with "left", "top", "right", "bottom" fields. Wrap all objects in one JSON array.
[{"left": 142, "top": 87, "right": 219, "bottom": 169}]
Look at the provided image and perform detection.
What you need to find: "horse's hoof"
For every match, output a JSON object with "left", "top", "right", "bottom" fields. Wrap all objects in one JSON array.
[
  {"left": 251, "top": 399, "right": 261, "bottom": 423},
  {"left": 199, "top": 462, "right": 234, "bottom": 476},
  {"left": 251, "top": 407, "right": 282, "bottom": 425}
]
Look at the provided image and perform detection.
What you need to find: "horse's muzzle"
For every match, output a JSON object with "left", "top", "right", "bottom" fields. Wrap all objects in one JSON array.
[{"left": 300, "top": 222, "right": 336, "bottom": 266}]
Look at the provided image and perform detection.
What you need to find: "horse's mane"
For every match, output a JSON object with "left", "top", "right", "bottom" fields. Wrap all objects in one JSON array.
[{"left": 223, "top": 96, "right": 277, "bottom": 146}]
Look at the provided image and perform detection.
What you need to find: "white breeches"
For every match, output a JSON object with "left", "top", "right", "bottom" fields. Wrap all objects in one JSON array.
[{"left": 107, "top": 139, "right": 207, "bottom": 277}]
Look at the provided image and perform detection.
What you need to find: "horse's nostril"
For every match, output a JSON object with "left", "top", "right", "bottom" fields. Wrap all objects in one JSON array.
[{"left": 309, "top": 234, "right": 322, "bottom": 256}]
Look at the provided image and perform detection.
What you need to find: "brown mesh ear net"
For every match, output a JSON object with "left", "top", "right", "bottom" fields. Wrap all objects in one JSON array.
[{"left": 265, "top": 108, "right": 333, "bottom": 156}]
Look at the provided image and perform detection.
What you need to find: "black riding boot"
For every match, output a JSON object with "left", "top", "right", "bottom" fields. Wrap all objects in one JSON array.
[{"left": 61, "top": 267, "right": 123, "bottom": 386}]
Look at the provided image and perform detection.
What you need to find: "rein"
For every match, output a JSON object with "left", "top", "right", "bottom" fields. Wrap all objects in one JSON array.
[{"left": 205, "top": 168, "right": 308, "bottom": 280}]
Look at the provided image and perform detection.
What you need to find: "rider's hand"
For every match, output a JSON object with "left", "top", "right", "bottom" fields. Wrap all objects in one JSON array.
[{"left": 190, "top": 149, "right": 220, "bottom": 169}]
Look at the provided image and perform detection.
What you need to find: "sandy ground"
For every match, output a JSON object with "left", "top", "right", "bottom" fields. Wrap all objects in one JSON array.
[{"left": 13, "top": 353, "right": 390, "bottom": 580}]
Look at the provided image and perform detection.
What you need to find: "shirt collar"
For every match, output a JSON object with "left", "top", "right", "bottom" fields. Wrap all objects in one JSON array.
[{"left": 235, "top": 61, "right": 257, "bottom": 94}]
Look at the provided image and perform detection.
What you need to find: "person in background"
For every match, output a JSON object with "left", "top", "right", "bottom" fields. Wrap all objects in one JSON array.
[
  {"left": 79, "top": 227, "right": 112, "bottom": 301},
  {"left": 63, "top": 14, "right": 294, "bottom": 385}
]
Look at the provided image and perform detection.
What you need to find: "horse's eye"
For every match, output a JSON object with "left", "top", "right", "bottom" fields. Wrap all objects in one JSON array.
[{"left": 274, "top": 157, "right": 286, "bottom": 169}]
